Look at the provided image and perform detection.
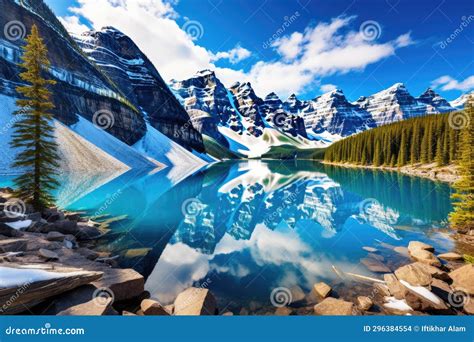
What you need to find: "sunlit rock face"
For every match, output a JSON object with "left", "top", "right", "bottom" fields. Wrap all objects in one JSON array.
[
  {"left": 75, "top": 27, "right": 204, "bottom": 152},
  {"left": 170, "top": 69, "right": 237, "bottom": 145},
  {"left": 297, "top": 89, "right": 376, "bottom": 136},
  {"left": 0, "top": 2, "right": 146, "bottom": 145},
  {"left": 355, "top": 83, "right": 453, "bottom": 127}
]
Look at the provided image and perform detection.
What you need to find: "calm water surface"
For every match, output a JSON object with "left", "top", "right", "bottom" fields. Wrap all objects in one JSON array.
[{"left": 0, "top": 161, "right": 454, "bottom": 313}]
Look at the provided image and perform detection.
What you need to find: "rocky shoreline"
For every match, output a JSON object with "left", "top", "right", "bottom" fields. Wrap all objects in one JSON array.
[
  {"left": 1, "top": 187, "right": 473, "bottom": 316},
  {"left": 322, "top": 161, "right": 460, "bottom": 184}
]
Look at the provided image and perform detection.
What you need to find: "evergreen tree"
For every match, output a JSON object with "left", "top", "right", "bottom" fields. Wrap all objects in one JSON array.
[
  {"left": 11, "top": 25, "right": 59, "bottom": 210},
  {"left": 397, "top": 129, "right": 407, "bottom": 167},
  {"left": 449, "top": 98, "right": 474, "bottom": 230}
]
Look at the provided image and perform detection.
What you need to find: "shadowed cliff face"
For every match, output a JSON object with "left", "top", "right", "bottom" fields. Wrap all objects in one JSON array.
[
  {"left": 0, "top": 0, "right": 147, "bottom": 145},
  {"left": 75, "top": 27, "right": 205, "bottom": 152}
]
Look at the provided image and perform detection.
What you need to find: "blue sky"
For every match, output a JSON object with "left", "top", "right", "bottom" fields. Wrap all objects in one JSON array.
[{"left": 46, "top": 0, "right": 473, "bottom": 101}]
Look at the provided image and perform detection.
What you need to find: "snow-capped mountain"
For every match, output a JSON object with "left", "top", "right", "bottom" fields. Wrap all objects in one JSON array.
[
  {"left": 171, "top": 71, "right": 325, "bottom": 158},
  {"left": 450, "top": 92, "right": 473, "bottom": 109},
  {"left": 354, "top": 83, "right": 427, "bottom": 126},
  {"left": 0, "top": 0, "right": 206, "bottom": 173},
  {"left": 292, "top": 89, "right": 376, "bottom": 137},
  {"left": 74, "top": 27, "right": 204, "bottom": 153}
]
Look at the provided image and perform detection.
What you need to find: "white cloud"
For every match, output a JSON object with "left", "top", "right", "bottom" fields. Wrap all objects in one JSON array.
[
  {"left": 60, "top": 2, "right": 414, "bottom": 98},
  {"left": 210, "top": 44, "right": 251, "bottom": 64},
  {"left": 320, "top": 84, "right": 337, "bottom": 92},
  {"left": 431, "top": 75, "right": 474, "bottom": 91},
  {"left": 59, "top": 15, "right": 89, "bottom": 35},
  {"left": 271, "top": 31, "right": 304, "bottom": 60}
]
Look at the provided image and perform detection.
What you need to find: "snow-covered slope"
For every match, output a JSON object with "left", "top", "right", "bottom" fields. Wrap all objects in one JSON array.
[
  {"left": 0, "top": 94, "right": 143, "bottom": 175},
  {"left": 133, "top": 123, "right": 206, "bottom": 171},
  {"left": 450, "top": 92, "right": 473, "bottom": 109},
  {"left": 70, "top": 116, "right": 158, "bottom": 170}
]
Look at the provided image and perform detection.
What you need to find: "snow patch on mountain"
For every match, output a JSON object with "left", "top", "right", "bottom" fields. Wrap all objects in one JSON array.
[
  {"left": 70, "top": 116, "right": 157, "bottom": 170},
  {"left": 132, "top": 123, "right": 207, "bottom": 170}
]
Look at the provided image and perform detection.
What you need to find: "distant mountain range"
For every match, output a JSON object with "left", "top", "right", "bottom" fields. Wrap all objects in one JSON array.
[{"left": 0, "top": 0, "right": 471, "bottom": 167}]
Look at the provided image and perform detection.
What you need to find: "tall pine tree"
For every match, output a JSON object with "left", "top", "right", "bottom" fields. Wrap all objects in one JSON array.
[
  {"left": 11, "top": 25, "right": 59, "bottom": 211},
  {"left": 449, "top": 98, "right": 474, "bottom": 230}
]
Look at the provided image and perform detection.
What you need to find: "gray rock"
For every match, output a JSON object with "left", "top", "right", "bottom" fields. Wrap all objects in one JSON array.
[
  {"left": 38, "top": 248, "right": 59, "bottom": 260},
  {"left": 92, "top": 268, "right": 145, "bottom": 302},
  {"left": 46, "top": 231, "right": 66, "bottom": 242},
  {"left": 314, "top": 298, "right": 356, "bottom": 315},
  {"left": 141, "top": 299, "right": 170, "bottom": 316},
  {"left": 449, "top": 264, "right": 474, "bottom": 295},
  {"left": 174, "top": 287, "right": 217, "bottom": 315},
  {"left": 312, "top": 282, "right": 332, "bottom": 298},
  {"left": 394, "top": 263, "right": 433, "bottom": 286},
  {"left": 0, "top": 223, "right": 23, "bottom": 238},
  {"left": 357, "top": 296, "right": 373, "bottom": 311}
]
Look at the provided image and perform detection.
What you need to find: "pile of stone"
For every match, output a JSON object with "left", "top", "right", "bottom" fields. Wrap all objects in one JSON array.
[{"left": 0, "top": 188, "right": 145, "bottom": 316}]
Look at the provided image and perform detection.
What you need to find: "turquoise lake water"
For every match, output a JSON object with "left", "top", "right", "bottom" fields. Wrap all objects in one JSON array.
[{"left": 0, "top": 161, "right": 455, "bottom": 313}]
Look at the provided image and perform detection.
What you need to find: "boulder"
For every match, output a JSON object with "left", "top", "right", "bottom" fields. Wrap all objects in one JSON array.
[
  {"left": 360, "top": 257, "right": 391, "bottom": 273},
  {"left": 357, "top": 296, "right": 373, "bottom": 311},
  {"left": 409, "top": 248, "right": 441, "bottom": 267},
  {"left": 38, "top": 248, "right": 59, "bottom": 260},
  {"left": 313, "top": 298, "right": 355, "bottom": 315},
  {"left": 45, "top": 285, "right": 113, "bottom": 316},
  {"left": 141, "top": 299, "right": 170, "bottom": 316},
  {"left": 449, "top": 264, "right": 474, "bottom": 295},
  {"left": 0, "top": 223, "right": 23, "bottom": 238},
  {"left": 409, "top": 262, "right": 450, "bottom": 281},
  {"left": 46, "top": 231, "right": 66, "bottom": 242},
  {"left": 76, "top": 224, "right": 102, "bottom": 240},
  {"left": 77, "top": 248, "right": 100, "bottom": 261},
  {"left": 430, "top": 278, "right": 452, "bottom": 303},
  {"left": 438, "top": 252, "right": 463, "bottom": 261},
  {"left": 174, "top": 287, "right": 217, "bottom": 315},
  {"left": 463, "top": 298, "right": 474, "bottom": 315},
  {"left": 49, "top": 220, "right": 78, "bottom": 235},
  {"left": 393, "top": 246, "right": 409, "bottom": 257},
  {"left": 275, "top": 307, "right": 292, "bottom": 315},
  {"left": 290, "top": 285, "right": 306, "bottom": 304},
  {"left": 0, "top": 264, "right": 102, "bottom": 314},
  {"left": 0, "top": 238, "right": 28, "bottom": 253},
  {"left": 399, "top": 280, "right": 449, "bottom": 312},
  {"left": 394, "top": 263, "right": 432, "bottom": 286},
  {"left": 222, "top": 311, "right": 234, "bottom": 316},
  {"left": 384, "top": 274, "right": 407, "bottom": 299},
  {"left": 312, "top": 282, "right": 332, "bottom": 298},
  {"left": 92, "top": 268, "right": 144, "bottom": 302},
  {"left": 408, "top": 241, "right": 434, "bottom": 253},
  {"left": 373, "top": 283, "right": 391, "bottom": 297}
]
